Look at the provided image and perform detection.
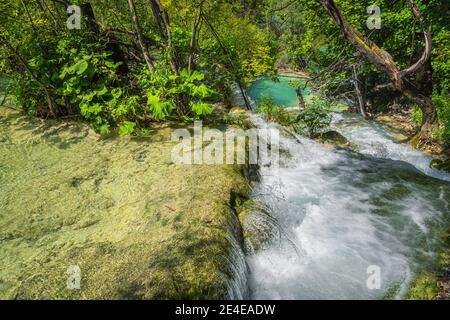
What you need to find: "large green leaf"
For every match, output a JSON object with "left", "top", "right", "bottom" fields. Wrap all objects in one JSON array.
[
  {"left": 118, "top": 121, "right": 136, "bottom": 136},
  {"left": 147, "top": 93, "right": 175, "bottom": 120},
  {"left": 71, "top": 60, "right": 89, "bottom": 75}
]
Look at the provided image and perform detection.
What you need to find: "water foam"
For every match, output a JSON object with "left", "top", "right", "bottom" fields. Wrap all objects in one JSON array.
[{"left": 246, "top": 114, "right": 449, "bottom": 300}]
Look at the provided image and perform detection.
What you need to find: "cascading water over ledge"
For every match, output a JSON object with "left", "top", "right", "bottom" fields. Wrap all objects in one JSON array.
[{"left": 244, "top": 114, "right": 450, "bottom": 300}]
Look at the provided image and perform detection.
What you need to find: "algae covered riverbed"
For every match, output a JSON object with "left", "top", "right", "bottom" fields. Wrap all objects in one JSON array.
[{"left": 0, "top": 108, "right": 249, "bottom": 299}]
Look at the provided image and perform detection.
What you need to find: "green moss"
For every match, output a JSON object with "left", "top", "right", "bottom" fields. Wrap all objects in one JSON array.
[
  {"left": 431, "top": 159, "right": 450, "bottom": 173},
  {"left": 383, "top": 281, "right": 403, "bottom": 300},
  {"left": 0, "top": 108, "right": 250, "bottom": 300},
  {"left": 406, "top": 275, "right": 439, "bottom": 300},
  {"left": 405, "top": 227, "right": 450, "bottom": 300}
]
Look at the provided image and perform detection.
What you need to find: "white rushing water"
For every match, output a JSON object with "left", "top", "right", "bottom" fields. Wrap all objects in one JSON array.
[
  {"left": 246, "top": 114, "right": 450, "bottom": 300},
  {"left": 331, "top": 113, "right": 450, "bottom": 182}
]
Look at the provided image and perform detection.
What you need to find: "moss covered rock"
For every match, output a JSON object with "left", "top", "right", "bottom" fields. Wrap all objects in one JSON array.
[
  {"left": 430, "top": 158, "right": 450, "bottom": 173},
  {"left": 317, "top": 131, "right": 351, "bottom": 148}
]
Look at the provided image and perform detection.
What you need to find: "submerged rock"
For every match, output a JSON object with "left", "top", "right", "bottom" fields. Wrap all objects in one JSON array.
[
  {"left": 376, "top": 114, "right": 415, "bottom": 140},
  {"left": 317, "top": 130, "right": 351, "bottom": 148},
  {"left": 431, "top": 158, "right": 450, "bottom": 173},
  {"left": 230, "top": 106, "right": 249, "bottom": 114}
]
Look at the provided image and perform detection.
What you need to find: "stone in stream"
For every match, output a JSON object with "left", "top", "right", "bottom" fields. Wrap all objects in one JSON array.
[
  {"left": 316, "top": 130, "right": 351, "bottom": 148},
  {"left": 430, "top": 158, "right": 450, "bottom": 173},
  {"left": 230, "top": 106, "right": 249, "bottom": 114}
]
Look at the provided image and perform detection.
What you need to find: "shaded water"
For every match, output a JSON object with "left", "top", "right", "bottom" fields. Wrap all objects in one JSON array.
[{"left": 246, "top": 114, "right": 450, "bottom": 300}]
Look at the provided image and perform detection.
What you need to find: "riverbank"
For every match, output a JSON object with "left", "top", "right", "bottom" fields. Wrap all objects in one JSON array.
[
  {"left": 375, "top": 112, "right": 449, "bottom": 160},
  {"left": 277, "top": 66, "right": 310, "bottom": 79},
  {"left": 0, "top": 107, "right": 252, "bottom": 299},
  {"left": 405, "top": 240, "right": 450, "bottom": 300}
]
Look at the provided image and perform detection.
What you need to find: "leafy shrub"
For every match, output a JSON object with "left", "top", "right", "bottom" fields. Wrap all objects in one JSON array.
[
  {"left": 6, "top": 32, "right": 142, "bottom": 135},
  {"left": 139, "top": 67, "right": 216, "bottom": 121},
  {"left": 296, "top": 99, "right": 332, "bottom": 137},
  {"left": 434, "top": 92, "right": 450, "bottom": 144},
  {"left": 7, "top": 29, "right": 218, "bottom": 135},
  {"left": 258, "top": 95, "right": 292, "bottom": 126},
  {"left": 411, "top": 105, "right": 423, "bottom": 129},
  {"left": 57, "top": 38, "right": 137, "bottom": 134}
]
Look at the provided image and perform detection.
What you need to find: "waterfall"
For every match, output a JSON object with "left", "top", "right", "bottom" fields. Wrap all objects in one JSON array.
[
  {"left": 331, "top": 113, "right": 450, "bottom": 182},
  {"left": 224, "top": 216, "right": 249, "bottom": 299},
  {"left": 245, "top": 114, "right": 450, "bottom": 299}
]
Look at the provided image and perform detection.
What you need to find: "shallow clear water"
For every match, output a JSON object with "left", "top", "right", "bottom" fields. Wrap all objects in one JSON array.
[
  {"left": 247, "top": 76, "right": 310, "bottom": 107},
  {"left": 0, "top": 108, "right": 248, "bottom": 299},
  {"left": 246, "top": 114, "right": 450, "bottom": 300}
]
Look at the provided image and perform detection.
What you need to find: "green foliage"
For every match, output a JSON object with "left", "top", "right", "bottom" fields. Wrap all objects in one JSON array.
[
  {"left": 56, "top": 37, "right": 133, "bottom": 134},
  {"left": 272, "top": 0, "right": 449, "bottom": 143},
  {"left": 196, "top": 1, "right": 277, "bottom": 86},
  {"left": 406, "top": 275, "right": 438, "bottom": 300},
  {"left": 139, "top": 67, "right": 215, "bottom": 121},
  {"left": 297, "top": 99, "right": 332, "bottom": 138},
  {"left": 258, "top": 94, "right": 332, "bottom": 138},
  {"left": 411, "top": 105, "right": 423, "bottom": 129},
  {"left": 0, "top": 4, "right": 142, "bottom": 135},
  {"left": 118, "top": 121, "right": 136, "bottom": 136},
  {"left": 258, "top": 95, "right": 292, "bottom": 126},
  {"left": 303, "top": 95, "right": 348, "bottom": 113},
  {"left": 1, "top": 0, "right": 447, "bottom": 142},
  {"left": 434, "top": 92, "right": 450, "bottom": 144},
  {"left": 412, "top": 95, "right": 450, "bottom": 144},
  {"left": 258, "top": 95, "right": 277, "bottom": 114},
  {"left": 0, "top": 0, "right": 274, "bottom": 135}
]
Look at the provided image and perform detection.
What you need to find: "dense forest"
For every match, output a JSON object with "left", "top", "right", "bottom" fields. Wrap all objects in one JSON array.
[
  {"left": 0, "top": 0, "right": 448, "bottom": 146},
  {"left": 1, "top": 0, "right": 449, "bottom": 301}
]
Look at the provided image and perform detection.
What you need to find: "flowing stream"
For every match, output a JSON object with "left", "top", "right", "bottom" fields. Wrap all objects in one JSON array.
[
  {"left": 244, "top": 80, "right": 450, "bottom": 300},
  {"left": 1, "top": 76, "right": 449, "bottom": 299}
]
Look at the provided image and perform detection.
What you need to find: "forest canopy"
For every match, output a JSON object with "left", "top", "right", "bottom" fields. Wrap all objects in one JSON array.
[{"left": 0, "top": 0, "right": 448, "bottom": 144}]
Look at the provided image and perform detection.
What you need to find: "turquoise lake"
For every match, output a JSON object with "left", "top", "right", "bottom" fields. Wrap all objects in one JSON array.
[{"left": 247, "top": 76, "right": 311, "bottom": 107}]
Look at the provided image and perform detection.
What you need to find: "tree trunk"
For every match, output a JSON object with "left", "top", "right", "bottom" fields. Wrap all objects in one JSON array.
[
  {"left": 317, "top": 0, "right": 437, "bottom": 142},
  {"left": 200, "top": 13, "right": 252, "bottom": 110},
  {"left": 351, "top": 64, "right": 367, "bottom": 118},
  {"left": 80, "top": 3, "right": 100, "bottom": 35},
  {"left": 104, "top": 29, "right": 130, "bottom": 76},
  {"left": 53, "top": 1, "right": 129, "bottom": 76},
  {"left": 82, "top": 4, "right": 129, "bottom": 76},
  {"left": 149, "top": 0, "right": 180, "bottom": 73},
  {"left": 127, "top": 0, "right": 155, "bottom": 73},
  {"left": 296, "top": 87, "right": 306, "bottom": 109},
  {"left": 188, "top": 1, "right": 205, "bottom": 72},
  {"left": 405, "top": 60, "right": 436, "bottom": 140},
  {"left": 0, "top": 34, "right": 56, "bottom": 117}
]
